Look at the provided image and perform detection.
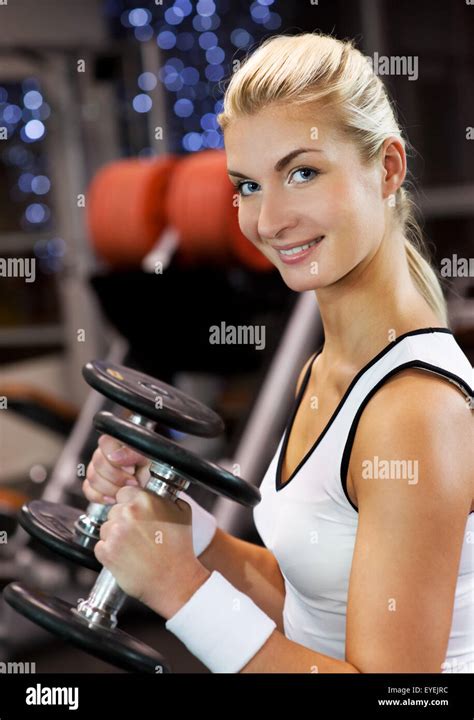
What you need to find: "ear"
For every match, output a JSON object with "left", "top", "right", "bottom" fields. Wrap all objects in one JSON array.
[{"left": 380, "top": 136, "right": 406, "bottom": 200}]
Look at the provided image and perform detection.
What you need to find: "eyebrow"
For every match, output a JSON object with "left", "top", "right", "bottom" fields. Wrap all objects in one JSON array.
[{"left": 227, "top": 148, "right": 323, "bottom": 179}]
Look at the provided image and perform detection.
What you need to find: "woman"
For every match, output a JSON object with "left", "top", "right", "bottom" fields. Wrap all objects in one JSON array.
[{"left": 84, "top": 32, "right": 473, "bottom": 673}]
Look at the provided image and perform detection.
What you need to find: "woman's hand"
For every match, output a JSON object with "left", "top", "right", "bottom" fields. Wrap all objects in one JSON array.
[
  {"left": 83, "top": 434, "right": 151, "bottom": 505},
  {"left": 94, "top": 486, "right": 211, "bottom": 620}
]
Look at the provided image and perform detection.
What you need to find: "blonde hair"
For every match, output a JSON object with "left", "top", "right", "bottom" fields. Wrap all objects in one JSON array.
[{"left": 217, "top": 32, "right": 448, "bottom": 326}]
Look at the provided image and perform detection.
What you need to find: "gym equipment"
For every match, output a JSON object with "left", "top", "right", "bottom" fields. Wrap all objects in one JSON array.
[
  {"left": 87, "top": 155, "right": 178, "bottom": 268},
  {"left": 94, "top": 411, "right": 259, "bottom": 507},
  {"left": 0, "top": 382, "right": 77, "bottom": 436},
  {"left": 19, "top": 500, "right": 105, "bottom": 572},
  {"left": 4, "top": 582, "right": 170, "bottom": 673},
  {"left": 82, "top": 360, "right": 224, "bottom": 436},
  {"left": 165, "top": 149, "right": 232, "bottom": 265},
  {"left": 4, "top": 406, "right": 260, "bottom": 673},
  {"left": 18, "top": 360, "right": 225, "bottom": 571},
  {"left": 88, "top": 151, "right": 274, "bottom": 271},
  {"left": 0, "top": 489, "right": 28, "bottom": 535}
]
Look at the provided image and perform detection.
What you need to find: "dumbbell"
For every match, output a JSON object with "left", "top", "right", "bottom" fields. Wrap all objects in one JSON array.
[
  {"left": 3, "top": 410, "right": 260, "bottom": 673},
  {"left": 19, "top": 360, "right": 225, "bottom": 572}
]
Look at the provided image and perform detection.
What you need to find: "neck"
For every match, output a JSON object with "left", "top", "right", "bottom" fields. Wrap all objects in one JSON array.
[{"left": 314, "top": 229, "right": 443, "bottom": 373}]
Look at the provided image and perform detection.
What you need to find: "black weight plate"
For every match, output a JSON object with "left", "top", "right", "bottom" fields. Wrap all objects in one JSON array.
[
  {"left": 19, "top": 501, "right": 101, "bottom": 572},
  {"left": 3, "top": 582, "right": 170, "bottom": 674},
  {"left": 94, "top": 411, "right": 260, "bottom": 508},
  {"left": 83, "top": 360, "right": 224, "bottom": 438}
]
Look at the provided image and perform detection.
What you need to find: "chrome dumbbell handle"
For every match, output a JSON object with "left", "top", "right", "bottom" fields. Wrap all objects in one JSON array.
[
  {"left": 75, "top": 502, "right": 111, "bottom": 541},
  {"left": 75, "top": 460, "right": 192, "bottom": 629},
  {"left": 74, "top": 414, "right": 155, "bottom": 542}
]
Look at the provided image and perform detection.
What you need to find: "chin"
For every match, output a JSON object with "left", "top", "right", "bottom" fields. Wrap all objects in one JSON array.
[{"left": 279, "top": 269, "right": 326, "bottom": 293}]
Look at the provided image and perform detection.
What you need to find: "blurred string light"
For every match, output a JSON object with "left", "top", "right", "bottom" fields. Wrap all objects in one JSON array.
[
  {"left": 23, "top": 90, "right": 43, "bottom": 109},
  {"left": 33, "top": 237, "right": 66, "bottom": 274},
  {"left": 196, "top": 0, "right": 216, "bottom": 18},
  {"left": 181, "top": 67, "right": 199, "bottom": 85},
  {"left": 128, "top": 8, "right": 151, "bottom": 27},
  {"left": 16, "top": 173, "right": 50, "bottom": 198},
  {"left": 174, "top": 98, "right": 194, "bottom": 117},
  {"left": 231, "top": 28, "right": 251, "bottom": 48},
  {"left": 135, "top": 25, "right": 154, "bottom": 42},
  {"left": 138, "top": 72, "right": 157, "bottom": 91},
  {"left": 3, "top": 104, "right": 22, "bottom": 123},
  {"left": 34, "top": 237, "right": 66, "bottom": 258},
  {"left": 0, "top": 78, "right": 53, "bottom": 238},
  {"left": 22, "top": 119, "right": 45, "bottom": 141},
  {"left": 107, "top": 0, "right": 283, "bottom": 153},
  {"left": 25, "top": 202, "right": 50, "bottom": 224},
  {"left": 158, "top": 30, "right": 177, "bottom": 49},
  {"left": 18, "top": 172, "right": 34, "bottom": 192},
  {"left": 165, "top": 6, "right": 185, "bottom": 25},
  {"left": 31, "top": 175, "right": 51, "bottom": 195},
  {"left": 198, "top": 31, "right": 217, "bottom": 49},
  {"left": 133, "top": 93, "right": 153, "bottom": 113}
]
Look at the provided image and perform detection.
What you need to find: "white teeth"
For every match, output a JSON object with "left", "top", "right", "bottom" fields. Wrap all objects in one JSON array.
[{"left": 279, "top": 237, "right": 323, "bottom": 256}]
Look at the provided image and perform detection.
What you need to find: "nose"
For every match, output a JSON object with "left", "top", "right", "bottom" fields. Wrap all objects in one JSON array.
[{"left": 256, "top": 191, "right": 297, "bottom": 242}]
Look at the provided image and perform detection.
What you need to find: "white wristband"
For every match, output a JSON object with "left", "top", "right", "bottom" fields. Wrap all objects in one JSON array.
[
  {"left": 165, "top": 570, "right": 276, "bottom": 673},
  {"left": 177, "top": 491, "right": 217, "bottom": 557}
]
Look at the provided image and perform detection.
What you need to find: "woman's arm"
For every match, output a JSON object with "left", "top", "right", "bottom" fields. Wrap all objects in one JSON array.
[
  {"left": 235, "top": 372, "right": 472, "bottom": 673},
  {"left": 195, "top": 353, "right": 318, "bottom": 631},
  {"left": 162, "top": 371, "right": 472, "bottom": 673},
  {"left": 199, "top": 527, "right": 286, "bottom": 632}
]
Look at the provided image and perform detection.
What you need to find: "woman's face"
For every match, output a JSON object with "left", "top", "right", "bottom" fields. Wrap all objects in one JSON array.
[{"left": 224, "top": 103, "right": 403, "bottom": 292}]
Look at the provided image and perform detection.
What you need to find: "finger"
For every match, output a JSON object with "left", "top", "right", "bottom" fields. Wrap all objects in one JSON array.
[
  {"left": 86, "top": 465, "right": 126, "bottom": 502},
  {"left": 98, "top": 435, "right": 150, "bottom": 467},
  {"left": 83, "top": 478, "right": 115, "bottom": 506},
  {"left": 135, "top": 463, "right": 152, "bottom": 488},
  {"left": 106, "top": 503, "right": 124, "bottom": 523},
  {"left": 99, "top": 519, "right": 110, "bottom": 540},
  {"left": 91, "top": 449, "right": 139, "bottom": 488},
  {"left": 94, "top": 539, "right": 107, "bottom": 565}
]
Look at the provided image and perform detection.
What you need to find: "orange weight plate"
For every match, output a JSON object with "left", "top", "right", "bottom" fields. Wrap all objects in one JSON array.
[
  {"left": 0, "top": 488, "right": 29, "bottom": 512},
  {"left": 87, "top": 155, "right": 177, "bottom": 267},
  {"left": 166, "top": 149, "right": 232, "bottom": 265}
]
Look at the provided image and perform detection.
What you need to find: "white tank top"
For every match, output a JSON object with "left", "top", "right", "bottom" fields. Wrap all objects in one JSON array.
[{"left": 253, "top": 327, "right": 474, "bottom": 673}]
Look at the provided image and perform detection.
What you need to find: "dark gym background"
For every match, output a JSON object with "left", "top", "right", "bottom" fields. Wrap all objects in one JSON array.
[{"left": 0, "top": 0, "right": 473, "bottom": 674}]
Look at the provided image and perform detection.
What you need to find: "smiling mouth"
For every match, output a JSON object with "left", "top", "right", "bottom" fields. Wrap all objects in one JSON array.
[{"left": 277, "top": 236, "right": 324, "bottom": 256}]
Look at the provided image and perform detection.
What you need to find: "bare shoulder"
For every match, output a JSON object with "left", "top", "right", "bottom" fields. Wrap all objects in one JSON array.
[
  {"left": 345, "top": 369, "right": 473, "bottom": 672},
  {"left": 350, "top": 368, "right": 473, "bottom": 506},
  {"left": 371, "top": 368, "right": 472, "bottom": 423}
]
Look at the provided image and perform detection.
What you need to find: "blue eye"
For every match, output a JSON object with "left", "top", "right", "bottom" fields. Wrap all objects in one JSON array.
[
  {"left": 235, "top": 167, "right": 320, "bottom": 198},
  {"left": 292, "top": 167, "right": 319, "bottom": 183},
  {"left": 236, "top": 180, "right": 259, "bottom": 197}
]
